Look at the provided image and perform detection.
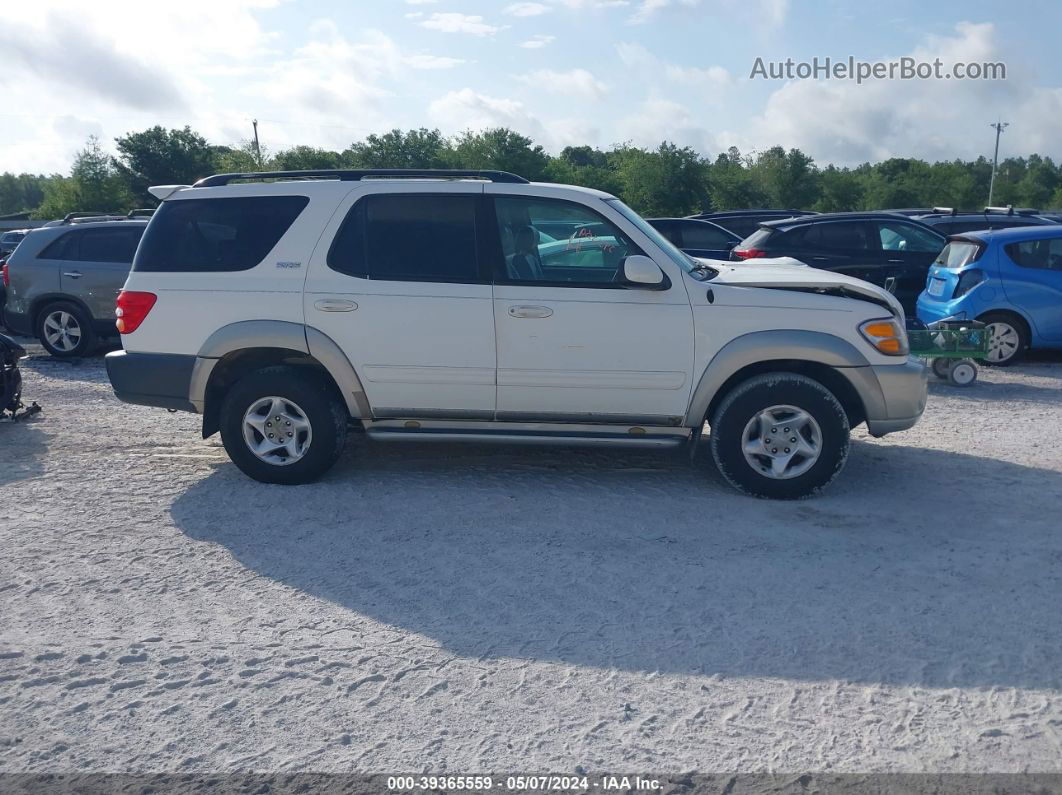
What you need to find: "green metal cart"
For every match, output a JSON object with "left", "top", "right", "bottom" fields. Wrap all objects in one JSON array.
[{"left": 908, "top": 319, "right": 992, "bottom": 387}]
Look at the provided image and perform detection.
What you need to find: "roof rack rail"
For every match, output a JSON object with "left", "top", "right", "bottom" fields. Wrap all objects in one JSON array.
[
  {"left": 66, "top": 214, "right": 129, "bottom": 225},
  {"left": 1013, "top": 207, "right": 1041, "bottom": 215},
  {"left": 984, "top": 205, "right": 1015, "bottom": 215},
  {"left": 61, "top": 211, "right": 110, "bottom": 223},
  {"left": 126, "top": 208, "right": 155, "bottom": 218},
  {"left": 192, "top": 168, "right": 530, "bottom": 188},
  {"left": 931, "top": 206, "right": 956, "bottom": 215}
]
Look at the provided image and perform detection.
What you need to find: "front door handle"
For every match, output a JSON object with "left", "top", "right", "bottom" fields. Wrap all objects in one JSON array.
[
  {"left": 886, "top": 258, "right": 904, "bottom": 264},
  {"left": 508, "top": 305, "right": 553, "bottom": 318},
  {"left": 63, "top": 271, "right": 83, "bottom": 279},
  {"left": 315, "top": 298, "right": 357, "bottom": 312}
]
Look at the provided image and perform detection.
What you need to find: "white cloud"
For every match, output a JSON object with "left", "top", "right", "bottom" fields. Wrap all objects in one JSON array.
[
  {"left": 734, "top": 22, "right": 1060, "bottom": 166},
  {"left": 406, "top": 54, "right": 466, "bottom": 69},
  {"left": 516, "top": 69, "right": 608, "bottom": 100},
  {"left": 420, "top": 12, "right": 505, "bottom": 36},
  {"left": 520, "top": 34, "right": 556, "bottom": 48},
  {"left": 616, "top": 42, "right": 730, "bottom": 94},
  {"left": 505, "top": 2, "right": 551, "bottom": 16},
  {"left": 429, "top": 89, "right": 545, "bottom": 137},
  {"left": 628, "top": 0, "right": 700, "bottom": 24},
  {"left": 618, "top": 98, "right": 719, "bottom": 151}
]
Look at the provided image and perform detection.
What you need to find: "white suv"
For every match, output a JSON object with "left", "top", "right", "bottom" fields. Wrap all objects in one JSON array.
[{"left": 105, "top": 169, "right": 927, "bottom": 498}]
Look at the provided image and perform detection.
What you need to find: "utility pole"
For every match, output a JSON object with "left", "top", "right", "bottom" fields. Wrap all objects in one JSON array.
[
  {"left": 988, "top": 120, "right": 1009, "bottom": 205},
  {"left": 252, "top": 119, "right": 262, "bottom": 168}
]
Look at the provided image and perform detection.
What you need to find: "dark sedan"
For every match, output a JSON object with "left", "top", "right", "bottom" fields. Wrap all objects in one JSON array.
[{"left": 732, "top": 212, "right": 946, "bottom": 312}]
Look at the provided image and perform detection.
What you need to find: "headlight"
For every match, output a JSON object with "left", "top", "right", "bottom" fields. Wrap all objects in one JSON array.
[{"left": 859, "top": 317, "right": 909, "bottom": 356}]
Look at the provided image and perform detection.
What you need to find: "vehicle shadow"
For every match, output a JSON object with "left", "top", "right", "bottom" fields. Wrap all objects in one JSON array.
[
  {"left": 169, "top": 438, "right": 1062, "bottom": 690},
  {"left": 0, "top": 418, "right": 48, "bottom": 485}
]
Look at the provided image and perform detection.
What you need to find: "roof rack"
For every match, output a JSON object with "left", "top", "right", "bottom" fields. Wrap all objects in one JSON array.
[
  {"left": 193, "top": 168, "right": 530, "bottom": 188},
  {"left": 126, "top": 208, "right": 155, "bottom": 218},
  {"left": 931, "top": 206, "right": 956, "bottom": 215},
  {"left": 61, "top": 211, "right": 111, "bottom": 223},
  {"left": 984, "top": 205, "right": 1016, "bottom": 215},
  {"left": 1013, "top": 207, "right": 1041, "bottom": 215},
  {"left": 67, "top": 214, "right": 129, "bottom": 225}
]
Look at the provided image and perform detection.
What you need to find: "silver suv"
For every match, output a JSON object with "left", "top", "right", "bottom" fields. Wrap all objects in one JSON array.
[{"left": 3, "top": 217, "right": 148, "bottom": 357}]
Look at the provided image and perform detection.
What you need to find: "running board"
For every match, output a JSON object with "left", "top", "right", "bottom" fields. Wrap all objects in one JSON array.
[{"left": 364, "top": 420, "right": 691, "bottom": 449}]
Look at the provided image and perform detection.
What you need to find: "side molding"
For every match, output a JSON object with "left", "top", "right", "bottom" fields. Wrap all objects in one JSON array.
[{"left": 684, "top": 329, "right": 881, "bottom": 426}]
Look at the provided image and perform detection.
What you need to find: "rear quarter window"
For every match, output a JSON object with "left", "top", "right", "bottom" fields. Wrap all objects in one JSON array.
[
  {"left": 934, "top": 240, "right": 983, "bottom": 268},
  {"left": 134, "top": 196, "right": 309, "bottom": 272}
]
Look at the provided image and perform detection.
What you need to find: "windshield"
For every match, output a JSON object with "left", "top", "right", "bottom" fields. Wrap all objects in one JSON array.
[{"left": 604, "top": 198, "right": 699, "bottom": 274}]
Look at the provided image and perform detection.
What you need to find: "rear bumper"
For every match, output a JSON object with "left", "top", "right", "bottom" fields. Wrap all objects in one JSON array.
[
  {"left": 105, "top": 350, "right": 198, "bottom": 412},
  {"left": 863, "top": 358, "right": 928, "bottom": 437},
  {"left": 3, "top": 309, "right": 32, "bottom": 337}
]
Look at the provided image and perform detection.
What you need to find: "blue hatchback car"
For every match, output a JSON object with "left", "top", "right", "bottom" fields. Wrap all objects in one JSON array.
[{"left": 917, "top": 226, "right": 1062, "bottom": 365}]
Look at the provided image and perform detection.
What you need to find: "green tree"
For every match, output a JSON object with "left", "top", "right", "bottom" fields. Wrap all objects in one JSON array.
[
  {"left": 748, "top": 146, "right": 819, "bottom": 208},
  {"left": 707, "top": 148, "right": 764, "bottom": 210},
  {"left": 609, "top": 142, "right": 709, "bottom": 216},
  {"left": 36, "top": 136, "right": 131, "bottom": 219},
  {"left": 343, "top": 128, "right": 452, "bottom": 169},
  {"left": 449, "top": 128, "right": 550, "bottom": 180},
  {"left": 272, "top": 146, "right": 343, "bottom": 171},
  {"left": 114, "top": 126, "right": 217, "bottom": 202}
]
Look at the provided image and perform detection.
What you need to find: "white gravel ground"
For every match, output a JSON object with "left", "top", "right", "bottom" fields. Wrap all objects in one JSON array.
[{"left": 1, "top": 339, "right": 1060, "bottom": 774}]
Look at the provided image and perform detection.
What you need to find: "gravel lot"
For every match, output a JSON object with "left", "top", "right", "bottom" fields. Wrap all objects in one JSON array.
[{"left": 2, "top": 339, "right": 1061, "bottom": 774}]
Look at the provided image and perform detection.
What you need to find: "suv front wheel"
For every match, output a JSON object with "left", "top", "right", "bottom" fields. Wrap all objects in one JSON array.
[
  {"left": 219, "top": 366, "right": 348, "bottom": 485},
  {"left": 709, "top": 372, "right": 850, "bottom": 499}
]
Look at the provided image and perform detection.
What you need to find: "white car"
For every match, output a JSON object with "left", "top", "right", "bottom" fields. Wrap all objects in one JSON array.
[{"left": 105, "top": 169, "right": 927, "bottom": 498}]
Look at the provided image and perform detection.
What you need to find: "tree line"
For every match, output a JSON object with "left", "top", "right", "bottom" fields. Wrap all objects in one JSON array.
[{"left": 1, "top": 125, "right": 1060, "bottom": 220}]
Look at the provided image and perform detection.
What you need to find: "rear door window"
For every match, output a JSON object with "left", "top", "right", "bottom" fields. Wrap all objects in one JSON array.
[
  {"left": 810, "top": 222, "right": 871, "bottom": 250},
  {"left": 135, "top": 196, "right": 309, "bottom": 272},
  {"left": 76, "top": 227, "right": 144, "bottom": 263},
  {"left": 328, "top": 194, "right": 480, "bottom": 283},
  {"left": 1005, "top": 237, "right": 1062, "bottom": 270},
  {"left": 38, "top": 232, "right": 80, "bottom": 260}
]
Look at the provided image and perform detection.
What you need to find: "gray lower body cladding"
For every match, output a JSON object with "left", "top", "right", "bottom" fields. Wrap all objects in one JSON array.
[{"left": 105, "top": 350, "right": 197, "bottom": 412}]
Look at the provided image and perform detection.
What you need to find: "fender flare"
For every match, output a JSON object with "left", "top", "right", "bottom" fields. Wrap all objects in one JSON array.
[
  {"left": 191, "top": 320, "right": 370, "bottom": 419},
  {"left": 684, "top": 329, "right": 884, "bottom": 426}
]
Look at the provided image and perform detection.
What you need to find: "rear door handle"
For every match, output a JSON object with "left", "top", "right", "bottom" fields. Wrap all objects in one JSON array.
[
  {"left": 886, "top": 258, "right": 904, "bottom": 264},
  {"left": 63, "top": 271, "right": 83, "bottom": 279},
  {"left": 508, "top": 305, "right": 553, "bottom": 318},
  {"left": 314, "top": 298, "right": 357, "bottom": 312}
]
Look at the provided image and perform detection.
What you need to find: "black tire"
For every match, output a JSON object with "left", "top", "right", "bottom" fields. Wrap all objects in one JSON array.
[
  {"left": 36, "top": 301, "right": 98, "bottom": 358},
  {"left": 931, "top": 358, "right": 951, "bottom": 380},
  {"left": 709, "top": 372, "right": 850, "bottom": 499},
  {"left": 219, "top": 365, "right": 348, "bottom": 485},
  {"left": 979, "top": 312, "right": 1029, "bottom": 366}
]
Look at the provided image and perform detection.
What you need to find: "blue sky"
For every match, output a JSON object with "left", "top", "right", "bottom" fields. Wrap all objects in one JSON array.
[{"left": 3, "top": 0, "right": 1060, "bottom": 173}]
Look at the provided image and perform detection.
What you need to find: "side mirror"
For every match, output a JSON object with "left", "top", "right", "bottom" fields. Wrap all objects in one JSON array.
[{"left": 622, "top": 255, "right": 667, "bottom": 289}]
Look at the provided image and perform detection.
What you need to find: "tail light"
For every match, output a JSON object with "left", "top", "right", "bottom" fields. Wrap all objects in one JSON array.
[
  {"left": 733, "top": 247, "right": 766, "bottom": 260},
  {"left": 1, "top": 260, "right": 8, "bottom": 288},
  {"left": 953, "top": 269, "right": 985, "bottom": 298},
  {"left": 115, "top": 290, "right": 157, "bottom": 334}
]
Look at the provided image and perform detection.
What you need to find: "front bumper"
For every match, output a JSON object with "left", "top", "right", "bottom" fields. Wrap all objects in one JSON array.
[
  {"left": 863, "top": 357, "right": 928, "bottom": 437},
  {"left": 105, "top": 350, "right": 198, "bottom": 412}
]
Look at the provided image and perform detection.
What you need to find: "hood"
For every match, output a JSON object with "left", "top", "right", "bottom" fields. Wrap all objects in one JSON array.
[{"left": 698, "top": 258, "right": 904, "bottom": 318}]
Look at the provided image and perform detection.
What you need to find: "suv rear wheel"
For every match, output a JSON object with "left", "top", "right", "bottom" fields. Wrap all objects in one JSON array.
[
  {"left": 709, "top": 372, "right": 850, "bottom": 499},
  {"left": 36, "top": 301, "right": 97, "bottom": 358},
  {"left": 219, "top": 365, "right": 348, "bottom": 485}
]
